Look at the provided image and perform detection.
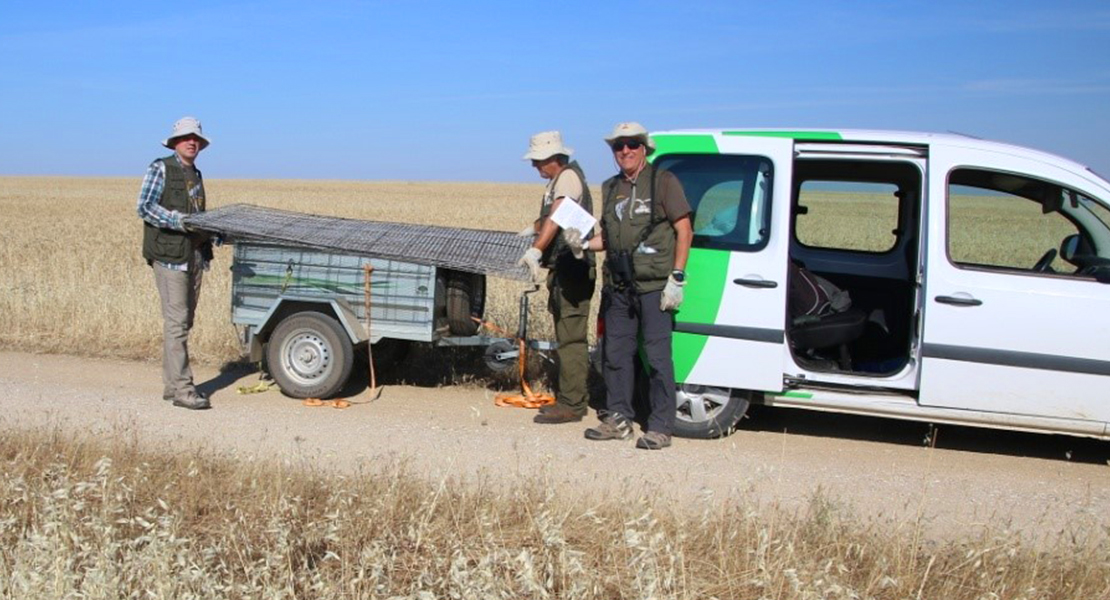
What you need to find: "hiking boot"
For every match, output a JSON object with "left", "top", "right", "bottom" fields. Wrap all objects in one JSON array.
[
  {"left": 533, "top": 403, "right": 585, "bottom": 424},
  {"left": 584, "top": 413, "right": 633, "bottom": 441},
  {"left": 635, "top": 431, "right": 672, "bottom": 450},
  {"left": 173, "top": 393, "right": 211, "bottom": 411}
]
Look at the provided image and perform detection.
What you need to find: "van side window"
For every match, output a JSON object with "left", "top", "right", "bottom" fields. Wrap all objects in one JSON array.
[
  {"left": 654, "top": 154, "right": 774, "bottom": 251},
  {"left": 947, "top": 169, "right": 1085, "bottom": 274},
  {"left": 795, "top": 181, "right": 900, "bottom": 253}
]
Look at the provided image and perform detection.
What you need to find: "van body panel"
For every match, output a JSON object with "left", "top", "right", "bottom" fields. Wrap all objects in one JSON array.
[
  {"left": 662, "top": 135, "right": 795, "bottom": 392},
  {"left": 919, "top": 142, "right": 1110, "bottom": 423}
]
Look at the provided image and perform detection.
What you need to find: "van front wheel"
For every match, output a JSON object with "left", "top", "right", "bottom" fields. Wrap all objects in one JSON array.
[{"left": 673, "top": 385, "right": 749, "bottom": 439}]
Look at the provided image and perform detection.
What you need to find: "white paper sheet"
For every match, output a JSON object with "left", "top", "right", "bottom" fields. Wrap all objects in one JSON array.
[{"left": 549, "top": 198, "right": 596, "bottom": 240}]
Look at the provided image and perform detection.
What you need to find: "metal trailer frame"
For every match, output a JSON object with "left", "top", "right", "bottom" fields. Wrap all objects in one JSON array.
[{"left": 230, "top": 242, "right": 552, "bottom": 397}]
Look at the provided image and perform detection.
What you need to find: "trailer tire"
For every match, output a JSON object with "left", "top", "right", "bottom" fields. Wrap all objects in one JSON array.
[
  {"left": 445, "top": 270, "right": 485, "bottom": 336},
  {"left": 673, "top": 386, "right": 751, "bottom": 439},
  {"left": 266, "top": 312, "right": 354, "bottom": 399}
]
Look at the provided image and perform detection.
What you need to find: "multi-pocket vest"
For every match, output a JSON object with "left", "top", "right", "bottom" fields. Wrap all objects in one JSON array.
[
  {"left": 600, "top": 163, "right": 676, "bottom": 293},
  {"left": 142, "top": 156, "right": 204, "bottom": 265},
  {"left": 537, "top": 161, "right": 595, "bottom": 269}
]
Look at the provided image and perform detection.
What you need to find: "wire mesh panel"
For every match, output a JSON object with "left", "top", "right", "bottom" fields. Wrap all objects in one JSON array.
[{"left": 186, "top": 204, "right": 532, "bottom": 281}]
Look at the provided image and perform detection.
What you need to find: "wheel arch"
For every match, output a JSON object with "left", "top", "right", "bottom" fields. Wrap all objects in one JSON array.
[{"left": 255, "top": 296, "right": 367, "bottom": 346}]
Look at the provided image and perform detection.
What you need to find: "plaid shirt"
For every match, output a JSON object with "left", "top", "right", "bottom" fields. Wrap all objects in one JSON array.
[{"left": 137, "top": 154, "right": 207, "bottom": 271}]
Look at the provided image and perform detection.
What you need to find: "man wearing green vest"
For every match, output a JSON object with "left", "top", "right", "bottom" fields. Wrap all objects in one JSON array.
[
  {"left": 136, "top": 116, "right": 214, "bottom": 410},
  {"left": 571, "top": 122, "right": 693, "bottom": 450},
  {"left": 517, "top": 131, "right": 596, "bottom": 424}
]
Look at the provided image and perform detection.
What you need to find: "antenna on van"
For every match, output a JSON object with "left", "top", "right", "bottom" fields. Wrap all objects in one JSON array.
[{"left": 946, "top": 130, "right": 984, "bottom": 140}]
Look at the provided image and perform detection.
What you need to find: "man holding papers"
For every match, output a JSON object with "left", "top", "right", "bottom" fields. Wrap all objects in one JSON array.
[{"left": 517, "top": 131, "right": 597, "bottom": 424}]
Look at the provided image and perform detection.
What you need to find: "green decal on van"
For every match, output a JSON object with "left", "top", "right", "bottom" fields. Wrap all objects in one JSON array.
[
  {"left": 651, "top": 134, "right": 719, "bottom": 156},
  {"left": 673, "top": 248, "right": 731, "bottom": 382},
  {"left": 723, "top": 130, "right": 843, "bottom": 141}
]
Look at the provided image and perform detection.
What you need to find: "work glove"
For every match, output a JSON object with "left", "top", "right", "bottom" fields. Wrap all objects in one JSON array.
[
  {"left": 517, "top": 224, "right": 536, "bottom": 237},
  {"left": 659, "top": 274, "right": 685, "bottom": 311},
  {"left": 517, "top": 247, "right": 544, "bottom": 283},
  {"left": 561, "top": 227, "right": 585, "bottom": 260}
]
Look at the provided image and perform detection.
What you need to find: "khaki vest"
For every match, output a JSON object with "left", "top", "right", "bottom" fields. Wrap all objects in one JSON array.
[
  {"left": 600, "top": 163, "right": 676, "bottom": 293},
  {"left": 537, "top": 161, "right": 594, "bottom": 268},
  {"left": 142, "top": 156, "right": 205, "bottom": 265}
]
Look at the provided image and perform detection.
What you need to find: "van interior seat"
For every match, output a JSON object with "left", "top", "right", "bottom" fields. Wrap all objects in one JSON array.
[{"left": 789, "top": 308, "right": 868, "bottom": 370}]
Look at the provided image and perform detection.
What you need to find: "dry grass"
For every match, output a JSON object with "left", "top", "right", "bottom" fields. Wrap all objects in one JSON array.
[
  {"left": 1, "top": 426, "right": 1106, "bottom": 599},
  {"left": 0, "top": 176, "right": 595, "bottom": 367}
]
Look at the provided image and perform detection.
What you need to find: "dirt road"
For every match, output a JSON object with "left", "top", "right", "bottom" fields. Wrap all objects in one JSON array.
[{"left": 1, "top": 350, "right": 1106, "bottom": 544}]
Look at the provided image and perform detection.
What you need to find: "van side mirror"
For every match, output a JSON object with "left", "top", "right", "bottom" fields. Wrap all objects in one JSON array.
[{"left": 1060, "top": 234, "right": 1080, "bottom": 263}]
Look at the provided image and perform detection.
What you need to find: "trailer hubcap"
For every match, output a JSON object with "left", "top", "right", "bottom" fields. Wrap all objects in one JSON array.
[{"left": 281, "top": 330, "right": 332, "bottom": 384}]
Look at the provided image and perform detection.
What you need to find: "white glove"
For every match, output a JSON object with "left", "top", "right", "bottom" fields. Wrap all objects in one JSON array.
[
  {"left": 561, "top": 227, "right": 585, "bottom": 260},
  {"left": 517, "top": 224, "right": 536, "bottom": 237},
  {"left": 517, "top": 247, "right": 544, "bottom": 283},
  {"left": 660, "top": 273, "right": 685, "bottom": 311}
]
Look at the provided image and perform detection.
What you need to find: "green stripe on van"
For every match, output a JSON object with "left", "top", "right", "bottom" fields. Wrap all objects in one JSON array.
[
  {"left": 651, "top": 134, "right": 719, "bottom": 155},
  {"left": 673, "top": 332, "right": 708, "bottom": 383},
  {"left": 673, "top": 248, "right": 731, "bottom": 382},
  {"left": 723, "top": 130, "right": 843, "bottom": 141}
]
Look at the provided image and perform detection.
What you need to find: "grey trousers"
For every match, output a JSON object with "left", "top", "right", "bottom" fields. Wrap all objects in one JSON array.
[
  {"left": 153, "top": 259, "right": 203, "bottom": 400},
  {"left": 601, "top": 288, "right": 676, "bottom": 435}
]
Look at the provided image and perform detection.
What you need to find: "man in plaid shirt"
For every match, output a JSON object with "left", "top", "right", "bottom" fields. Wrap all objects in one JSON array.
[{"left": 137, "top": 116, "right": 213, "bottom": 410}]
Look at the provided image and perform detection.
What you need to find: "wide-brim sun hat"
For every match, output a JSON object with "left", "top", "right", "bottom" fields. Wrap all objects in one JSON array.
[
  {"left": 162, "top": 116, "right": 211, "bottom": 150},
  {"left": 523, "top": 130, "right": 573, "bottom": 161},
  {"left": 604, "top": 121, "right": 655, "bottom": 155}
]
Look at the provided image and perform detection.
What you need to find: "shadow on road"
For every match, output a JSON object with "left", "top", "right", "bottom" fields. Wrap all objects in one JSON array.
[{"left": 742, "top": 405, "right": 1110, "bottom": 465}]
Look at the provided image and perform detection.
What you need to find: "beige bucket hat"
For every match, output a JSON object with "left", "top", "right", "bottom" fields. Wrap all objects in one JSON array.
[
  {"left": 604, "top": 121, "right": 655, "bottom": 154},
  {"left": 522, "top": 130, "right": 573, "bottom": 161},
  {"left": 162, "top": 116, "right": 211, "bottom": 149}
]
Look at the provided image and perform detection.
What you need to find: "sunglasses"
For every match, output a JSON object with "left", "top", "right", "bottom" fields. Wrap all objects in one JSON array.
[{"left": 611, "top": 140, "right": 643, "bottom": 152}]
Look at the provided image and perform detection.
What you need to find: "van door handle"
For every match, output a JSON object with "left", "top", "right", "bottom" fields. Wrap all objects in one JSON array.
[
  {"left": 934, "top": 295, "right": 982, "bottom": 307},
  {"left": 733, "top": 278, "right": 778, "bottom": 289}
]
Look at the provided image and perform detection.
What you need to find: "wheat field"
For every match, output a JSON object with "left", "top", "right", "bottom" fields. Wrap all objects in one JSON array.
[{"left": 0, "top": 176, "right": 581, "bottom": 367}]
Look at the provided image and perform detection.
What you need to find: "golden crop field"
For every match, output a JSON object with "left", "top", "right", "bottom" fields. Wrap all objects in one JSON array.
[{"left": 0, "top": 176, "right": 582, "bottom": 367}]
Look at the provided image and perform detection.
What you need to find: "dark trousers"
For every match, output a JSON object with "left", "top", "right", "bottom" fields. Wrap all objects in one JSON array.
[
  {"left": 548, "top": 257, "right": 595, "bottom": 413},
  {"left": 601, "top": 288, "right": 676, "bottom": 435}
]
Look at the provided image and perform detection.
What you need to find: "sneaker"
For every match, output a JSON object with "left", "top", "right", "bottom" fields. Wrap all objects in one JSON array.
[
  {"left": 533, "top": 403, "right": 585, "bottom": 424},
  {"left": 584, "top": 413, "right": 633, "bottom": 441},
  {"left": 173, "top": 393, "right": 211, "bottom": 411},
  {"left": 635, "top": 431, "right": 672, "bottom": 450}
]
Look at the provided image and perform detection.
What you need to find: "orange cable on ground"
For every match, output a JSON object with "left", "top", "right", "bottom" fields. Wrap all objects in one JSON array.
[{"left": 471, "top": 316, "right": 555, "bottom": 410}]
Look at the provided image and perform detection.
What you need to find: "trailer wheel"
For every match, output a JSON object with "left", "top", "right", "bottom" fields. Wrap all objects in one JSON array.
[
  {"left": 446, "top": 270, "right": 485, "bottom": 336},
  {"left": 673, "top": 386, "right": 750, "bottom": 439},
  {"left": 266, "top": 312, "right": 354, "bottom": 399}
]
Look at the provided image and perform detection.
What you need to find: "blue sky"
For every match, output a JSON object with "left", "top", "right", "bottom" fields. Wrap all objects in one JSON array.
[{"left": 1, "top": 1, "right": 1108, "bottom": 182}]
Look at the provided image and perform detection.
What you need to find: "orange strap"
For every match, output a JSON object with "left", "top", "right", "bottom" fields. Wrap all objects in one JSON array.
[
  {"left": 491, "top": 337, "right": 554, "bottom": 409},
  {"left": 302, "top": 398, "right": 352, "bottom": 409}
]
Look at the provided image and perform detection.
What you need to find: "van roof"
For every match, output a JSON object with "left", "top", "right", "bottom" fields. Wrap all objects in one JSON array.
[{"left": 652, "top": 128, "right": 1106, "bottom": 186}]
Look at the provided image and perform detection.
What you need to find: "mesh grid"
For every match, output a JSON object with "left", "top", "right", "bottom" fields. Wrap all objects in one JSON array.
[{"left": 184, "top": 204, "right": 532, "bottom": 281}]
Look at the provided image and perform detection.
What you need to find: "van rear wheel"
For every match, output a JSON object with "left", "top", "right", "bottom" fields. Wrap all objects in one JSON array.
[{"left": 673, "top": 385, "right": 750, "bottom": 439}]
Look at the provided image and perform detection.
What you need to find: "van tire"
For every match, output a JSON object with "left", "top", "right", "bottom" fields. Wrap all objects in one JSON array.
[
  {"left": 266, "top": 312, "right": 354, "bottom": 399},
  {"left": 673, "top": 386, "right": 750, "bottom": 439},
  {"left": 445, "top": 270, "right": 486, "bottom": 336}
]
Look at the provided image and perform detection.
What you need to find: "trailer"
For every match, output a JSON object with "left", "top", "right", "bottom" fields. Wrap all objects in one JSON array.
[{"left": 187, "top": 205, "right": 550, "bottom": 399}]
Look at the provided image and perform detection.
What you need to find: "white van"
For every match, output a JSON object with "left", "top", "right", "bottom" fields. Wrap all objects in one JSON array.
[{"left": 652, "top": 129, "right": 1110, "bottom": 440}]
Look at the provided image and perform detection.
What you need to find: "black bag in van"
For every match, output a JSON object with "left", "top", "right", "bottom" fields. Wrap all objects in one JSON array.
[{"left": 788, "top": 261, "right": 851, "bottom": 322}]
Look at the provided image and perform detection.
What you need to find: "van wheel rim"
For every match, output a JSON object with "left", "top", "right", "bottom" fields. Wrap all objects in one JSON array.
[
  {"left": 281, "top": 329, "right": 332, "bottom": 384},
  {"left": 676, "top": 385, "right": 730, "bottom": 424}
]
